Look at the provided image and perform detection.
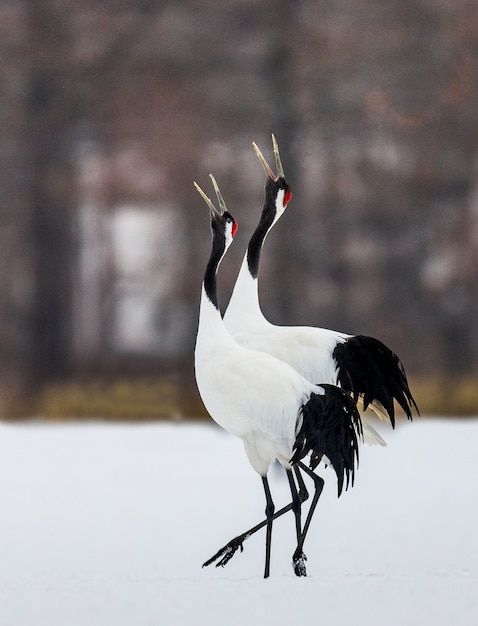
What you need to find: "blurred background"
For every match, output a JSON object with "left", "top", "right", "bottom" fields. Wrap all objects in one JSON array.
[{"left": 1, "top": 0, "right": 477, "bottom": 419}]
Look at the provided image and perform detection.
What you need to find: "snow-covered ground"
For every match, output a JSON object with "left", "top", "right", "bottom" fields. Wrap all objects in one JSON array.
[{"left": 0, "top": 418, "right": 476, "bottom": 626}]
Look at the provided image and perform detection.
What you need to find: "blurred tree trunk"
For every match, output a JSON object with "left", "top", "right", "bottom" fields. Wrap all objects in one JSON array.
[
  {"left": 26, "top": 2, "right": 76, "bottom": 382},
  {"left": 0, "top": 2, "right": 35, "bottom": 412}
]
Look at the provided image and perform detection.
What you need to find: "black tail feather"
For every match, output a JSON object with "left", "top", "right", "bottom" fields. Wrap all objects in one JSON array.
[
  {"left": 333, "top": 335, "right": 419, "bottom": 428},
  {"left": 290, "top": 384, "right": 362, "bottom": 497}
]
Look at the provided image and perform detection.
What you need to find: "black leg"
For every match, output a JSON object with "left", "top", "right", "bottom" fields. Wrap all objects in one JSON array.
[
  {"left": 262, "top": 475, "right": 275, "bottom": 578},
  {"left": 286, "top": 469, "right": 302, "bottom": 542},
  {"left": 286, "top": 468, "right": 308, "bottom": 576},
  {"left": 202, "top": 470, "right": 310, "bottom": 570},
  {"left": 287, "top": 468, "right": 308, "bottom": 576},
  {"left": 292, "top": 462, "right": 324, "bottom": 570},
  {"left": 294, "top": 465, "right": 309, "bottom": 502}
]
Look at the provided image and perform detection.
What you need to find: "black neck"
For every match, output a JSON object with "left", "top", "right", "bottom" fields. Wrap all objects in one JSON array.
[
  {"left": 247, "top": 177, "right": 289, "bottom": 278},
  {"left": 247, "top": 180, "right": 281, "bottom": 278},
  {"left": 247, "top": 211, "right": 274, "bottom": 279},
  {"left": 204, "top": 227, "right": 226, "bottom": 310}
]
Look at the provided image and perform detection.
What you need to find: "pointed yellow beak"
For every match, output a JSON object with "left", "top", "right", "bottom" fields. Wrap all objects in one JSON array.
[
  {"left": 194, "top": 181, "right": 221, "bottom": 217},
  {"left": 194, "top": 175, "right": 228, "bottom": 216},
  {"left": 252, "top": 134, "right": 285, "bottom": 180}
]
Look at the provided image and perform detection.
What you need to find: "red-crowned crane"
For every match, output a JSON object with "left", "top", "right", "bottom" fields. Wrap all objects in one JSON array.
[
  {"left": 224, "top": 135, "right": 418, "bottom": 427},
  {"left": 204, "top": 136, "right": 418, "bottom": 569},
  {"left": 194, "top": 175, "right": 362, "bottom": 578}
]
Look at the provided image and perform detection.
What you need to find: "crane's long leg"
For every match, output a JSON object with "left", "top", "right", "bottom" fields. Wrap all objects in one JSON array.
[
  {"left": 286, "top": 469, "right": 307, "bottom": 576},
  {"left": 286, "top": 469, "right": 302, "bottom": 541},
  {"left": 292, "top": 462, "right": 324, "bottom": 569},
  {"left": 262, "top": 475, "right": 275, "bottom": 578},
  {"left": 203, "top": 466, "right": 309, "bottom": 569}
]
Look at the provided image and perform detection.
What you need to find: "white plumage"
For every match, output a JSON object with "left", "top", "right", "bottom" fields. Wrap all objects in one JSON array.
[
  {"left": 194, "top": 175, "right": 361, "bottom": 578},
  {"left": 223, "top": 136, "right": 417, "bottom": 441},
  {"left": 196, "top": 292, "right": 312, "bottom": 475}
]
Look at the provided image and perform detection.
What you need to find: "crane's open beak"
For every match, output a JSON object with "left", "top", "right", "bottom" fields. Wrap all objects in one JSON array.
[
  {"left": 209, "top": 174, "right": 228, "bottom": 215},
  {"left": 194, "top": 175, "right": 228, "bottom": 216},
  {"left": 252, "top": 134, "right": 285, "bottom": 180},
  {"left": 253, "top": 142, "right": 275, "bottom": 179},
  {"left": 194, "top": 181, "right": 221, "bottom": 217}
]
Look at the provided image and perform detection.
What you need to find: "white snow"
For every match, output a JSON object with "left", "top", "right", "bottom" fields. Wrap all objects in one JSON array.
[{"left": 0, "top": 418, "right": 477, "bottom": 626}]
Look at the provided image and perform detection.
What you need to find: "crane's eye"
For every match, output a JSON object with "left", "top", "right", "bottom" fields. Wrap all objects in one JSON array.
[
  {"left": 224, "top": 212, "right": 238, "bottom": 237},
  {"left": 226, "top": 216, "right": 238, "bottom": 237}
]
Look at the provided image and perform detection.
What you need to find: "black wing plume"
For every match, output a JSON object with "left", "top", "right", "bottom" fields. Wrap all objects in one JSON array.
[
  {"left": 333, "top": 335, "right": 419, "bottom": 428},
  {"left": 291, "top": 384, "right": 362, "bottom": 497}
]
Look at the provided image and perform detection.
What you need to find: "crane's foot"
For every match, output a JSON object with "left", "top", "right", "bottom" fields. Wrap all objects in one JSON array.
[
  {"left": 292, "top": 549, "right": 307, "bottom": 577},
  {"left": 203, "top": 532, "right": 251, "bottom": 569}
]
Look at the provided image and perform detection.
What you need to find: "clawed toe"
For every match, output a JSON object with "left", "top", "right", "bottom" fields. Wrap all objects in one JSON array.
[
  {"left": 292, "top": 550, "right": 307, "bottom": 577},
  {"left": 203, "top": 535, "right": 247, "bottom": 569}
]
